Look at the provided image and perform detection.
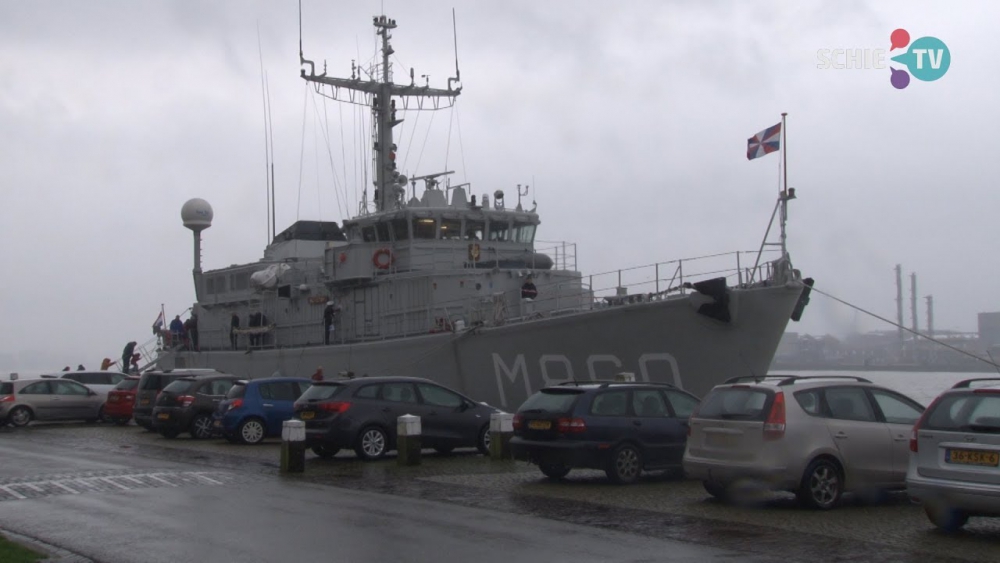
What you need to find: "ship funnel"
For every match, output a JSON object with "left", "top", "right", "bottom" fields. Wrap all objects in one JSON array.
[{"left": 181, "top": 198, "right": 213, "bottom": 272}]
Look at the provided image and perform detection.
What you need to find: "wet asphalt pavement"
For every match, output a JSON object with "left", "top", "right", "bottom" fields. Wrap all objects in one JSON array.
[{"left": 1, "top": 422, "right": 998, "bottom": 562}]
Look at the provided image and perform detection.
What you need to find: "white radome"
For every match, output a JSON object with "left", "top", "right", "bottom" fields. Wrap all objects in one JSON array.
[{"left": 181, "top": 198, "right": 214, "bottom": 231}]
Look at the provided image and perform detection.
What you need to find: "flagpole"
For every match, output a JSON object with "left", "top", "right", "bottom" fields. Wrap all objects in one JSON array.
[{"left": 780, "top": 112, "right": 788, "bottom": 259}]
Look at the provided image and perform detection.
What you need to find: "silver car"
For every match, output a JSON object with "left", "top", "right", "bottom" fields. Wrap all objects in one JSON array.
[
  {"left": 683, "top": 375, "right": 924, "bottom": 509},
  {"left": 0, "top": 378, "right": 105, "bottom": 427},
  {"left": 907, "top": 377, "right": 1000, "bottom": 531}
]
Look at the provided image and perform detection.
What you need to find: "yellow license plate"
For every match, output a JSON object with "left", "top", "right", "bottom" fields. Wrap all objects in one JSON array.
[
  {"left": 948, "top": 449, "right": 1000, "bottom": 466},
  {"left": 528, "top": 420, "right": 551, "bottom": 430},
  {"left": 299, "top": 411, "right": 315, "bottom": 420},
  {"left": 157, "top": 413, "right": 169, "bottom": 420},
  {"left": 141, "top": 399, "right": 150, "bottom": 405},
  {"left": 213, "top": 420, "right": 221, "bottom": 427}
]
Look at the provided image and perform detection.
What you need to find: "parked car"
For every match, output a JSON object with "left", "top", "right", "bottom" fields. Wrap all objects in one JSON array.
[
  {"left": 1, "top": 378, "right": 105, "bottom": 427},
  {"left": 103, "top": 376, "right": 140, "bottom": 425},
  {"left": 152, "top": 374, "right": 241, "bottom": 439},
  {"left": 294, "top": 376, "right": 499, "bottom": 460},
  {"left": 214, "top": 377, "right": 313, "bottom": 444},
  {"left": 683, "top": 375, "right": 925, "bottom": 509},
  {"left": 133, "top": 369, "right": 229, "bottom": 430},
  {"left": 907, "top": 377, "right": 1000, "bottom": 531},
  {"left": 48, "top": 371, "right": 128, "bottom": 398},
  {"left": 509, "top": 381, "right": 701, "bottom": 484}
]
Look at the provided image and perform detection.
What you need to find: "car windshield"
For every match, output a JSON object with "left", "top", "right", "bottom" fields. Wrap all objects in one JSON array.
[
  {"left": 298, "top": 383, "right": 346, "bottom": 402},
  {"left": 924, "top": 392, "right": 1000, "bottom": 433},
  {"left": 519, "top": 389, "right": 582, "bottom": 414},
  {"left": 226, "top": 384, "right": 247, "bottom": 400},
  {"left": 140, "top": 375, "right": 165, "bottom": 391},
  {"left": 162, "top": 379, "right": 197, "bottom": 394},
  {"left": 115, "top": 379, "right": 139, "bottom": 391},
  {"left": 697, "top": 387, "right": 771, "bottom": 420},
  {"left": 0, "top": 382, "right": 11, "bottom": 395}
]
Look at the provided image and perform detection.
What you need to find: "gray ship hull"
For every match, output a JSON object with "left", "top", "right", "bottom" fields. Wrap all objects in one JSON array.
[{"left": 157, "top": 281, "right": 803, "bottom": 410}]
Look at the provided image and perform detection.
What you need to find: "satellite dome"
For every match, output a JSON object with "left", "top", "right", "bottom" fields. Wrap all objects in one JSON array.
[{"left": 181, "top": 198, "right": 213, "bottom": 231}]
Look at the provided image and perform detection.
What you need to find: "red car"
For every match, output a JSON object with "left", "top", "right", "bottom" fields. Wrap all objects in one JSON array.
[{"left": 103, "top": 376, "right": 140, "bottom": 425}]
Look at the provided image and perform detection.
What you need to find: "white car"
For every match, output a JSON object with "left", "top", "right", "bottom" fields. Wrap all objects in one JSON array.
[{"left": 43, "top": 371, "right": 129, "bottom": 400}]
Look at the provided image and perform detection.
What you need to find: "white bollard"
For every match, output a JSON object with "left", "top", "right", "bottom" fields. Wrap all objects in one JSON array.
[
  {"left": 489, "top": 412, "right": 514, "bottom": 460},
  {"left": 397, "top": 414, "right": 421, "bottom": 466}
]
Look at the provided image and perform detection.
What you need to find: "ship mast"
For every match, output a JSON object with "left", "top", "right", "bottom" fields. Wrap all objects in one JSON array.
[{"left": 300, "top": 13, "right": 462, "bottom": 214}]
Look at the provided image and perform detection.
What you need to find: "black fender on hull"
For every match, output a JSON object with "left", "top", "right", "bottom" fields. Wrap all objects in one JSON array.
[{"left": 686, "top": 277, "right": 731, "bottom": 323}]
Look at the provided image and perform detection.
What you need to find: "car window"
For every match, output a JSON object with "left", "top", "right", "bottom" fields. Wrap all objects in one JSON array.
[
  {"left": 824, "top": 387, "right": 876, "bottom": 422},
  {"left": 590, "top": 390, "right": 629, "bottom": 416},
  {"left": 115, "top": 378, "right": 139, "bottom": 391},
  {"left": 0, "top": 383, "right": 12, "bottom": 395},
  {"left": 519, "top": 389, "right": 582, "bottom": 414},
  {"left": 226, "top": 384, "right": 247, "bottom": 400},
  {"left": 417, "top": 384, "right": 464, "bottom": 408},
  {"left": 295, "top": 382, "right": 312, "bottom": 397},
  {"left": 924, "top": 393, "right": 1000, "bottom": 433},
  {"left": 354, "top": 384, "right": 380, "bottom": 399},
  {"left": 139, "top": 375, "right": 163, "bottom": 391},
  {"left": 261, "top": 381, "right": 298, "bottom": 401},
  {"left": 663, "top": 390, "right": 700, "bottom": 418},
  {"left": 870, "top": 390, "right": 923, "bottom": 425},
  {"left": 62, "top": 373, "right": 82, "bottom": 383},
  {"left": 163, "top": 379, "right": 196, "bottom": 394},
  {"left": 632, "top": 390, "right": 668, "bottom": 417},
  {"left": 83, "top": 373, "right": 106, "bottom": 386},
  {"left": 20, "top": 382, "right": 50, "bottom": 395},
  {"left": 298, "top": 384, "right": 346, "bottom": 402},
  {"left": 381, "top": 383, "right": 418, "bottom": 403},
  {"left": 697, "top": 388, "right": 770, "bottom": 420},
  {"left": 52, "top": 380, "right": 88, "bottom": 395},
  {"left": 205, "top": 379, "right": 234, "bottom": 396},
  {"left": 794, "top": 390, "right": 823, "bottom": 416},
  {"left": 110, "top": 373, "right": 125, "bottom": 385}
]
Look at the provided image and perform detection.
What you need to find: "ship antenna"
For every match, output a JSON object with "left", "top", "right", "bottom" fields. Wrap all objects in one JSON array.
[
  {"left": 448, "top": 8, "right": 461, "bottom": 90},
  {"left": 298, "top": 0, "right": 316, "bottom": 77},
  {"left": 257, "top": 22, "right": 272, "bottom": 245}
]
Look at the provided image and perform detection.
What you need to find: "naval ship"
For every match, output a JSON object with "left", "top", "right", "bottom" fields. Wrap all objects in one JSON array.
[{"left": 153, "top": 14, "right": 813, "bottom": 409}]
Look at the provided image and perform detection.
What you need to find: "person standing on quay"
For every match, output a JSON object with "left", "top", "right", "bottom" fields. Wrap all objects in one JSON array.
[{"left": 230, "top": 312, "right": 240, "bottom": 350}]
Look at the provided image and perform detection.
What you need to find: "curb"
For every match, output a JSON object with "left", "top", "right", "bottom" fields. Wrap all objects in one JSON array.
[{"left": 1, "top": 528, "right": 94, "bottom": 563}]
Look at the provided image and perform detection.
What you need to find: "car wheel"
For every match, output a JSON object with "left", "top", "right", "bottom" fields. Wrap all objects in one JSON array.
[
  {"left": 159, "top": 428, "right": 181, "bottom": 439},
  {"left": 311, "top": 445, "right": 339, "bottom": 459},
  {"left": 7, "top": 406, "right": 32, "bottom": 428},
  {"left": 605, "top": 444, "right": 643, "bottom": 485},
  {"left": 539, "top": 463, "right": 571, "bottom": 480},
  {"left": 189, "top": 415, "right": 214, "bottom": 440},
  {"left": 237, "top": 418, "right": 266, "bottom": 445},
  {"left": 354, "top": 426, "right": 388, "bottom": 461},
  {"left": 476, "top": 424, "right": 491, "bottom": 456},
  {"left": 434, "top": 446, "right": 455, "bottom": 455},
  {"left": 925, "top": 504, "right": 969, "bottom": 532},
  {"left": 797, "top": 458, "right": 843, "bottom": 510},
  {"left": 703, "top": 480, "right": 729, "bottom": 501}
]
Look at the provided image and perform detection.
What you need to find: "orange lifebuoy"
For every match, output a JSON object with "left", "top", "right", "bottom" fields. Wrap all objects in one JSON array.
[
  {"left": 339, "top": 252, "right": 348, "bottom": 263},
  {"left": 373, "top": 248, "right": 394, "bottom": 270},
  {"left": 468, "top": 243, "right": 481, "bottom": 262}
]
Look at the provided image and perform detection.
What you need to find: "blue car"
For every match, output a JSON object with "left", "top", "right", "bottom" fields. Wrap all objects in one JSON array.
[{"left": 213, "top": 377, "right": 313, "bottom": 444}]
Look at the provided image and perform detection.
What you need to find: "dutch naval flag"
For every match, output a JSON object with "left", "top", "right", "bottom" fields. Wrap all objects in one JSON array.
[
  {"left": 152, "top": 311, "right": 164, "bottom": 331},
  {"left": 747, "top": 123, "right": 781, "bottom": 160}
]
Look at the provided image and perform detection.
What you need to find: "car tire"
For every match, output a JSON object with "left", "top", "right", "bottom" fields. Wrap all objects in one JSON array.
[
  {"left": 434, "top": 446, "right": 455, "bottom": 455},
  {"left": 311, "top": 445, "right": 339, "bottom": 459},
  {"left": 797, "top": 458, "right": 843, "bottom": 510},
  {"left": 703, "top": 480, "right": 729, "bottom": 501},
  {"left": 159, "top": 428, "right": 181, "bottom": 439},
  {"left": 7, "top": 406, "right": 32, "bottom": 428},
  {"left": 237, "top": 418, "right": 266, "bottom": 445},
  {"left": 925, "top": 504, "right": 969, "bottom": 532},
  {"left": 354, "top": 426, "right": 388, "bottom": 461},
  {"left": 605, "top": 444, "right": 643, "bottom": 485},
  {"left": 189, "top": 414, "right": 213, "bottom": 440},
  {"left": 539, "top": 463, "right": 571, "bottom": 480},
  {"left": 476, "top": 424, "right": 491, "bottom": 456}
]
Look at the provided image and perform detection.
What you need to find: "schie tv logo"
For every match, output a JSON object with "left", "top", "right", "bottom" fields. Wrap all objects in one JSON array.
[{"left": 816, "top": 28, "right": 950, "bottom": 89}]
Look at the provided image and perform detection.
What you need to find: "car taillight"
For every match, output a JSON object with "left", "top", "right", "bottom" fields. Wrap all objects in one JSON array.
[
  {"left": 557, "top": 417, "right": 586, "bottom": 433},
  {"left": 227, "top": 399, "right": 243, "bottom": 411},
  {"left": 512, "top": 413, "right": 523, "bottom": 431},
  {"left": 910, "top": 395, "right": 943, "bottom": 453},
  {"left": 178, "top": 395, "right": 195, "bottom": 407},
  {"left": 763, "top": 392, "right": 785, "bottom": 440},
  {"left": 0, "top": 395, "right": 13, "bottom": 403},
  {"left": 319, "top": 401, "right": 351, "bottom": 413}
]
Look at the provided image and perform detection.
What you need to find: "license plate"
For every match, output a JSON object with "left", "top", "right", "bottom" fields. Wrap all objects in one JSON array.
[
  {"left": 157, "top": 413, "right": 169, "bottom": 420},
  {"left": 528, "top": 420, "right": 551, "bottom": 430},
  {"left": 141, "top": 399, "right": 150, "bottom": 405},
  {"left": 947, "top": 449, "right": 1000, "bottom": 466},
  {"left": 299, "top": 411, "right": 315, "bottom": 420},
  {"left": 706, "top": 433, "right": 739, "bottom": 448},
  {"left": 213, "top": 420, "right": 222, "bottom": 427}
]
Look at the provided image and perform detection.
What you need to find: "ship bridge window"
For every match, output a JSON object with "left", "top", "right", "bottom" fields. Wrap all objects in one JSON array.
[
  {"left": 488, "top": 220, "right": 511, "bottom": 242},
  {"left": 413, "top": 218, "right": 437, "bottom": 239},
  {"left": 441, "top": 218, "right": 462, "bottom": 240},
  {"left": 376, "top": 222, "right": 390, "bottom": 242},
  {"left": 362, "top": 226, "right": 377, "bottom": 242},
  {"left": 464, "top": 220, "right": 484, "bottom": 241},
  {"left": 391, "top": 219, "right": 409, "bottom": 241},
  {"left": 513, "top": 224, "right": 536, "bottom": 244},
  {"left": 231, "top": 273, "right": 250, "bottom": 291}
]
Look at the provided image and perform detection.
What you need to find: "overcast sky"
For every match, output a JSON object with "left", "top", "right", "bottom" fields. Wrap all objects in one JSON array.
[{"left": 1, "top": 0, "right": 994, "bottom": 370}]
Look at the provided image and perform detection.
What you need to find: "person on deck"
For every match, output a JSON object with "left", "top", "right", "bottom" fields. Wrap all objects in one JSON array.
[
  {"left": 184, "top": 313, "right": 199, "bottom": 351},
  {"left": 311, "top": 366, "right": 324, "bottom": 382},
  {"left": 521, "top": 275, "right": 538, "bottom": 300},
  {"left": 230, "top": 312, "right": 240, "bottom": 350},
  {"left": 77, "top": 365, "right": 85, "bottom": 370},
  {"left": 323, "top": 301, "right": 339, "bottom": 345},
  {"left": 169, "top": 315, "right": 184, "bottom": 347},
  {"left": 121, "top": 341, "right": 136, "bottom": 373}
]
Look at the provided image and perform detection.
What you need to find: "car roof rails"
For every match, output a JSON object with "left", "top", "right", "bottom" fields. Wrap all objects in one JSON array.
[
  {"left": 722, "top": 375, "right": 791, "bottom": 385},
  {"left": 555, "top": 379, "right": 676, "bottom": 388},
  {"left": 722, "top": 375, "right": 873, "bottom": 386},
  {"left": 951, "top": 377, "right": 1000, "bottom": 389}
]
